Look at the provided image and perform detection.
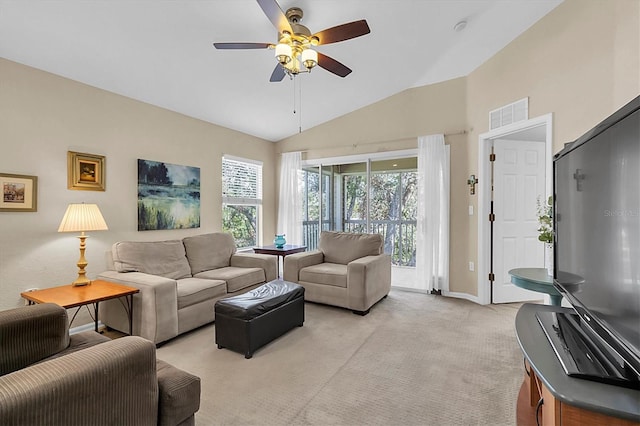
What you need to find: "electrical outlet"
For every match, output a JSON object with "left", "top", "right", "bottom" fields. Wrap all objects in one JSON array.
[
  {"left": 468, "top": 262, "right": 475, "bottom": 272},
  {"left": 468, "top": 205, "right": 474, "bottom": 215}
]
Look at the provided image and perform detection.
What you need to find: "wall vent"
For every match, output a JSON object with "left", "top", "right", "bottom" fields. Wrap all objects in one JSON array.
[{"left": 489, "top": 98, "right": 529, "bottom": 130}]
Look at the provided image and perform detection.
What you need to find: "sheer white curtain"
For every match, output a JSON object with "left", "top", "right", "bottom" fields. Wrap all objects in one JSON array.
[
  {"left": 277, "top": 152, "right": 302, "bottom": 245},
  {"left": 416, "top": 134, "right": 450, "bottom": 292}
]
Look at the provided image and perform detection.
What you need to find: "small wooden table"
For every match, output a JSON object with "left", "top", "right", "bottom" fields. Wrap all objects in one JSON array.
[
  {"left": 253, "top": 244, "right": 307, "bottom": 278},
  {"left": 21, "top": 280, "right": 139, "bottom": 335},
  {"left": 509, "top": 268, "right": 563, "bottom": 306}
]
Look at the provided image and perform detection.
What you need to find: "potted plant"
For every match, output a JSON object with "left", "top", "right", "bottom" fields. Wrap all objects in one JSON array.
[{"left": 537, "top": 195, "right": 554, "bottom": 275}]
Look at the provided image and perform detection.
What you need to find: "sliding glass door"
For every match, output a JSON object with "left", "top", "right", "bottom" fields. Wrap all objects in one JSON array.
[
  {"left": 370, "top": 159, "right": 417, "bottom": 266},
  {"left": 301, "top": 165, "right": 333, "bottom": 249},
  {"left": 301, "top": 155, "right": 416, "bottom": 267}
]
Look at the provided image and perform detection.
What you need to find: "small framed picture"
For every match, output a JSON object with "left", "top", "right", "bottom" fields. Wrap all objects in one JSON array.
[
  {"left": 68, "top": 151, "right": 105, "bottom": 191},
  {"left": 1, "top": 173, "right": 38, "bottom": 212}
]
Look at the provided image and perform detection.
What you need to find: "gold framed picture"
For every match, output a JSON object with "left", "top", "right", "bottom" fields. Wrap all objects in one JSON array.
[
  {"left": 68, "top": 151, "right": 105, "bottom": 191},
  {"left": 1, "top": 173, "right": 38, "bottom": 212}
]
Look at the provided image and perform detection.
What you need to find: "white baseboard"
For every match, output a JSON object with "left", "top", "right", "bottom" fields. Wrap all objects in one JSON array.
[
  {"left": 443, "top": 290, "right": 483, "bottom": 304},
  {"left": 392, "top": 286, "right": 431, "bottom": 294},
  {"left": 69, "top": 321, "right": 104, "bottom": 335},
  {"left": 395, "top": 288, "right": 509, "bottom": 306},
  {"left": 393, "top": 286, "right": 483, "bottom": 304}
]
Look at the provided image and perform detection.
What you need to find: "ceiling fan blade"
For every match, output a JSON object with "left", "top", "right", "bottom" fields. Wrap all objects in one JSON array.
[
  {"left": 213, "top": 42, "right": 272, "bottom": 49},
  {"left": 269, "top": 64, "right": 286, "bottom": 82},
  {"left": 256, "top": 0, "right": 293, "bottom": 35},
  {"left": 313, "top": 20, "right": 370, "bottom": 45},
  {"left": 317, "top": 52, "right": 352, "bottom": 78}
]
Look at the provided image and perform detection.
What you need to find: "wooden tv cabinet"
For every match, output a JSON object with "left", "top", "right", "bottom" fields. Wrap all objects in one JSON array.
[{"left": 515, "top": 304, "right": 640, "bottom": 426}]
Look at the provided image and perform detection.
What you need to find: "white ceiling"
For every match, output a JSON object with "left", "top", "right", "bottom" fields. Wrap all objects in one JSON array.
[{"left": 0, "top": 0, "right": 563, "bottom": 142}]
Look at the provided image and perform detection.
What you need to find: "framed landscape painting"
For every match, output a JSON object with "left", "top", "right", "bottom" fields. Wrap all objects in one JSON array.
[
  {"left": 67, "top": 151, "right": 106, "bottom": 191},
  {"left": 1, "top": 173, "right": 37, "bottom": 212},
  {"left": 137, "top": 159, "right": 200, "bottom": 231}
]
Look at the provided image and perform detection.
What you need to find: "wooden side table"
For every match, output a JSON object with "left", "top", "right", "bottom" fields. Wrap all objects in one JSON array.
[
  {"left": 21, "top": 280, "right": 139, "bottom": 335},
  {"left": 253, "top": 244, "right": 307, "bottom": 278}
]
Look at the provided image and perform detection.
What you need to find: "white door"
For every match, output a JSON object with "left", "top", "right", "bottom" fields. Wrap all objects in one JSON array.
[{"left": 492, "top": 139, "right": 546, "bottom": 303}]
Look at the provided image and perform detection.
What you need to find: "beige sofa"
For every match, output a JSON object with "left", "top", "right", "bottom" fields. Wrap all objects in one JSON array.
[
  {"left": 0, "top": 303, "right": 200, "bottom": 426},
  {"left": 97, "top": 232, "right": 277, "bottom": 344},
  {"left": 283, "top": 231, "right": 391, "bottom": 315}
]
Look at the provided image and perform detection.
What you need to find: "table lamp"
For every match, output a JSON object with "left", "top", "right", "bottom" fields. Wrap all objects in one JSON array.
[{"left": 58, "top": 203, "right": 108, "bottom": 286}]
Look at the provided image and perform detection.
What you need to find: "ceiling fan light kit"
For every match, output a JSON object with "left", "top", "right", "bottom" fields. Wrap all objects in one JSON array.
[
  {"left": 275, "top": 42, "right": 293, "bottom": 64},
  {"left": 301, "top": 48, "right": 318, "bottom": 70},
  {"left": 214, "top": 0, "right": 370, "bottom": 81}
]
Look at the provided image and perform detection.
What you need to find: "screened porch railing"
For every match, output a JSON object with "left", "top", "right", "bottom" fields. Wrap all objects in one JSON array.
[{"left": 302, "top": 220, "right": 416, "bottom": 267}]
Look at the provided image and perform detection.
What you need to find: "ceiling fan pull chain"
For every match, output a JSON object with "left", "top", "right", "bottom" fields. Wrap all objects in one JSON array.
[
  {"left": 292, "top": 75, "right": 296, "bottom": 116},
  {"left": 298, "top": 76, "right": 303, "bottom": 133}
]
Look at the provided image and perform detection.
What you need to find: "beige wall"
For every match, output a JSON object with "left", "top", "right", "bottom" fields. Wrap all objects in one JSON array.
[
  {"left": 276, "top": 78, "right": 470, "bottom": 294},
  {"left": 465, "top": 0, "right": 639, "bottom": 296},
  {"left": 0, "top": 58, "right": 277, "bottom": 313},
  {"left": 277, "top": 78, "right": 468, "bottom": 159},
  {"left": 276, "top": 0, "right": 639, "bottom": 298}
]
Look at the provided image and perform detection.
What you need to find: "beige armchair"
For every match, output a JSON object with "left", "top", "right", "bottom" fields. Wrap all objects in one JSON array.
[{"left": 283, "top": 231, "right": 391, "bottom": 315}]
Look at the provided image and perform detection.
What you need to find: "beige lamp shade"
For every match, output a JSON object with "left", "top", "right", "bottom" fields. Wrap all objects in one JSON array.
[
  {"left": 58, "top": 203, "right": 108, "bottom": 286},
  {"left": 58, "top": 203, "right": 108, "bottom": 233}
]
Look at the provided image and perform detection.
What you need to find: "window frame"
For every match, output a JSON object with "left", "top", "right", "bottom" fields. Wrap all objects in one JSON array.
[{"left": 222, "top": 155, "right": 263, "bottom": 250}]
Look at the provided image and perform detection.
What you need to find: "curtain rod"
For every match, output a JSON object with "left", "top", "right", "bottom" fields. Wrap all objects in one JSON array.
[{"left": 279, "top": 130, "right": 468, "bottom": 154}]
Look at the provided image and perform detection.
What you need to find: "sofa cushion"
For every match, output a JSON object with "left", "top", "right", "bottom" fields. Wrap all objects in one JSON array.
[
  {"left": 194, "top": 267, "right": 265, "bottom": 293},
  {"left": 300, "top": 263, "right": 348, "bottom": 288},
  {"left": 39, "top": 331, "right": 110, "bottom": 364},
  {"left": 176, "top": 278, "right": 227, "bottom": 310},
  {"left": 112, "top": 240, "right": 192, "bottom": 280},
  {"left": 183, "top": 233, "right": 237, "bottom": 274},
  {"left": 318, "top": 231, "right": 383, "bottom": 265}
]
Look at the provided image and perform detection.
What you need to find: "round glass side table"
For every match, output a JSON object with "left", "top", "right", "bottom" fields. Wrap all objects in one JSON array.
[{"left": 508, "top": 267, "right": 563, "bottom": 306}]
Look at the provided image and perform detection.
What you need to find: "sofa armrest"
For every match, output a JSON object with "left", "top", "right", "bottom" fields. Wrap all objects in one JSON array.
[
  {"left": 283, "top": 250, "right": 324, "bottom": 282},
  {"left": 0, "top": 303, "right": 70, "bottom": 376},
  {"left": 97, "top": 271, "right": 179, "bottom": 344},
  {"left": 347, "top": 254, "right": 392, "bottom": 311},
  {"left": 230, "top": 253, "right": 277, "bottom": 282},
  {"left": 156, "top": 359, "right": 201, "bottom": 426},
  {"left": 0, "top": 336, "right": 159, "bottom": 426}
]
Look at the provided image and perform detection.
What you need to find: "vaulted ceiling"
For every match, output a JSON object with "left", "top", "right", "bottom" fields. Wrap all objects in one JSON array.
[{"left": 0, "top": 0, "right": 563, "bottom": 141}]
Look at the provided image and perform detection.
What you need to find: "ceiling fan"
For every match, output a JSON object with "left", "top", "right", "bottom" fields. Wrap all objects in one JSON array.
[{"left": 213, "top": 0, "right": 370, "bottom": 82}]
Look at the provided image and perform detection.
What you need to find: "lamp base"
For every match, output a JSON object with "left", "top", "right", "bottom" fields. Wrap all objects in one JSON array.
[
  {"left": 72, "top": 276, "right": 92, "bottom": 287},
  {"left": 72, "top": 233, "right": 91, "bottom": 286}
]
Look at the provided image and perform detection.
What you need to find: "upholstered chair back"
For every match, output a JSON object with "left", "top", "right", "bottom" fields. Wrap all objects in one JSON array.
[
  {"left": 0, "top": 303, "right": 69, "bottom": 376},
  {"left": 318, "top": 231, "right": 383, "bottom": 265}
]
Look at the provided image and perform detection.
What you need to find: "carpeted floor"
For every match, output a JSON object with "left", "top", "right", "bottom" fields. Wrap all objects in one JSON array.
[{"left": 156, "top": 290, "right": 524, "bottom": 426}]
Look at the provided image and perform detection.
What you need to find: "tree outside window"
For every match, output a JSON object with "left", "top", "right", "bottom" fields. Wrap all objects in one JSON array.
[
  {"left": 222, "top": 156, "right": 262, "bottom": 249},
  {"left": 302, "top": 161, "right": 417, "bottom": 266}
]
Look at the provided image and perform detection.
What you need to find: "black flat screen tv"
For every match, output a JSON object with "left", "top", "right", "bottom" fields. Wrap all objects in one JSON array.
[{"left": 547, "top": 95, "right": 640, "bottom": 389}]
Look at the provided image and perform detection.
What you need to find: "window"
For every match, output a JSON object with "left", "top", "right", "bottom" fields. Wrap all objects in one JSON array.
[{"left": 222, "top": 156, "right": 262, "bottom": 249}]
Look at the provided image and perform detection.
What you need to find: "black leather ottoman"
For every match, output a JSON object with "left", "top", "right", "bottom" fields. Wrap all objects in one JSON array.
[{"left": 214, "top": 280, "right": 304, "bottom": 359}]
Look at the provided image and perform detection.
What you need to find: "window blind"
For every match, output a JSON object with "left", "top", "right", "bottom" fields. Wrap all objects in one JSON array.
[{"left": 222, "top": 156, "right": 263, "bottom": 204}]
